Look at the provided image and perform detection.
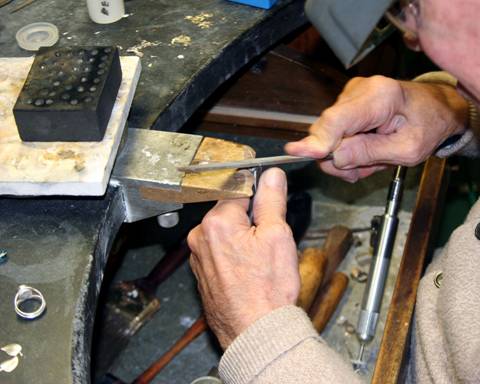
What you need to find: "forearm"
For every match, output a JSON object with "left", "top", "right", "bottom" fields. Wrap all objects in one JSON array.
[{"left": 219, "top": 305, "right": 363, "bottom": 384}]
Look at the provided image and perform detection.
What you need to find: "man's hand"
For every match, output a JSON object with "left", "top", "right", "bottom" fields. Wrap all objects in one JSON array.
[
  {"left": 286, "top": 75, "right": 469, "bottom": 182},
  {"left": 187, "top": 168, "right": 300, "bottom": 349}
]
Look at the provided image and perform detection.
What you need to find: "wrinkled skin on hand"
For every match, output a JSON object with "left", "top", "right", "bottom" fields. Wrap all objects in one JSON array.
[
  {"left": 286, "top": 75, "right": 469, "bottom": 182},
  {"left": 187, "top": 168, "right": 300, "bottom": 349}
]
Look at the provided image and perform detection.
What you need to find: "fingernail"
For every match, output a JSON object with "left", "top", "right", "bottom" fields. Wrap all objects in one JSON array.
[
  {"left": 262, "top": 168, "right": 286, "bottom": 190},
  {"left": 333, "top": 148, "right": 351, "bottom": 169},
  {"left": 346, "top": 176, "right": 359, "bottom": 184},
  {"left": 346, "top": 169, "right": 360, "bottom": 183}
]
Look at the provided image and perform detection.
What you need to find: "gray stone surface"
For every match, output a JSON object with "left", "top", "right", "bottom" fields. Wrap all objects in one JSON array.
[{"left": 0, "top": 190, "right": 125, "bottom": 384}]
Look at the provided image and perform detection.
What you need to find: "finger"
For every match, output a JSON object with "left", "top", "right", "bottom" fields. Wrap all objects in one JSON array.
[
  {"left": 319, "top": 161, "right": 387, "bottom": 182},
  {"left": 319, "top": 161, "right": 361, "bottom": 183},
  {"left": 213, "top": 197, "right": 250, "bottom": 215},
  {"left": 189, "top": 253, "right": 200, "bottom": 279},
  {"left": 253, "top": 167, "right": 288, "bottom": 226},
  {"left": 376, "top": 114, "right": 407, "bottom": 135},
  {"left": 187, "top": 225, "right": 204, "bottom": 255},
  {"left": 206, "top": 197, "right": 251, "bottom": 233},
  {"left": 197, "top": 198, "right": 252, "bottom": 255},
  {"left": 187, "top": 226, "right": 217, "bottom": 272},
  {"left": 284, "top": 112, "right": 347, "bottom": 158},
  {"left": 285, "top": 98, "right": 392, "bottom": 159},
  {"left": 189, "top": 253, "right": 210, "bottom": 298},
  {"left": 358, "top": 165, "right": 389, "bottom": 178},
  {"left": 284, "top": 136, "right": 331, "bottom": 158},
  {"left": 307, "top": 107, "right": 355, "bottom": 150},
  {"left": 332, "top": 130, "right": 420, "bottom": 169},
  {"left": 310, "top": 98, "right": 391, "bottom": 145}
]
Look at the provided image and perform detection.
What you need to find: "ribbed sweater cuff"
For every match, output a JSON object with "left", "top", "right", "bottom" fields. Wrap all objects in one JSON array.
[
  {"left": 219, "top": 305, "right": 320, "bottom": 384},
  {"left": 414, "top": 71, "right": 480, "bottom": 158}
]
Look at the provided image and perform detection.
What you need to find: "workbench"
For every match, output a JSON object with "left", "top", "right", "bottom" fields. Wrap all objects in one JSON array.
[{"left": 0, "top": 1, "right": 307, "bottom": 383}]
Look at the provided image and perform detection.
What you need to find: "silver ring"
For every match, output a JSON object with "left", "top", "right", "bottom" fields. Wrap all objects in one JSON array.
[{"left": 14, "top": 285, "right": 46, "bottom": 320}]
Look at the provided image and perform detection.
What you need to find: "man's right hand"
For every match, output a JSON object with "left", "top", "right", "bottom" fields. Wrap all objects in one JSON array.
[{"left": 285, "top": 75, "right": 469, "bottom": 182}]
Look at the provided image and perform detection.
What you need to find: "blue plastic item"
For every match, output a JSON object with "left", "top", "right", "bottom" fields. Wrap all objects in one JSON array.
[{"left": 227, "top": 0, "right": 277, "bottom": 9}]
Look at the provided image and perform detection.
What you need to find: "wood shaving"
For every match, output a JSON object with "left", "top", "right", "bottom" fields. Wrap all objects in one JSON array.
[
  {"left": 126, "top": 40, "right": 160, "bottom": 57},
  {"left": 170, "top": 35, "right": 191, "bottom": 47},
  {"left": 185, "top": 12, "right": 213, "bottom": 29}
]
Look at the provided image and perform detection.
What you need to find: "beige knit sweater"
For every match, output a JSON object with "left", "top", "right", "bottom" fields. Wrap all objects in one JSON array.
[{"left": 218, "top": 73, "right": 480, "bottom": 383}]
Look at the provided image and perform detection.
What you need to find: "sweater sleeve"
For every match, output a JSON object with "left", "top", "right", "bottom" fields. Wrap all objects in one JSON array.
[
  {"left": 218, "top": 305, "right": 363, "bottom": 384},
  {"left": 414, "top": 71, "right": 480, "bottom": 158}
]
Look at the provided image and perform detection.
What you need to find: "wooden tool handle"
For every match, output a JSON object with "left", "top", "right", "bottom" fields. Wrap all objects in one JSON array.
[
  {"left": 310, "top": 272, "right": 349, "bottom": 333},
  {"left": 132, "top": 315, "right": 207, "bottom": 384},
  {"left": 321, "top": 226, "right": 352, "bottom": 283},
  {"left": 142, "top": 239, "right": 190, "bottom": 290},
  {"left": 297, "top": 226, "right": 352, "bottom": 312},
  {"left": 297, "top": 248, "right": 327, "bottom": 311}
]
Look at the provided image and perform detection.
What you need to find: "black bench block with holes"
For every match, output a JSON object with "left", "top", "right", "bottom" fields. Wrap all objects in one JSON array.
[{"left": 13, "top": 46, "right": 122, "bottom": 142}]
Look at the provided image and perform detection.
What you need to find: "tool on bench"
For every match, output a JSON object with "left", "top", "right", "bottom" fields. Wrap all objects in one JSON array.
[
  {"left": 133, "top": 315, "right": 208, "bottom": 384},
  {"left": 297, "top": 226, "right": 352, "bottom": 319},
  {"left": 177, "top": 154, "right": 333, "bottom": 173},
  {"left": 297, "top": 225, "right": 352, "bottom": 311},
  {"left": 305, "top": 226, "right": 371, "bottom": 240},
  {"left": 297, "top": 247, "right": 329, "bottom": 310},
  {"left": 354, "top": 165, "right": 406, "bottom": 368},
  {"left": 14, "top": 46, "right": 122, "bottom": 141},
  {"left": 303, "top": 225, "right": 352, "bottom": 330},
  {"left": 310, "top": 272, "right": 349, "bottom": 333},
  {"left": 298, "top": 228, "right": 350, "bottom": 311},
  {"left": 95, "top": 238, "right": 191, "bottom": 376}
]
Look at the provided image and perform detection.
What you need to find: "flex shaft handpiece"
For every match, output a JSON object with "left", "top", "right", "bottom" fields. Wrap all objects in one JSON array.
[{"left": 355, "top": 165, "right": 406, "bottom": 363}]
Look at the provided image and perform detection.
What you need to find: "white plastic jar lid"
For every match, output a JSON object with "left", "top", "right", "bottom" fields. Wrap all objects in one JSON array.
[{"left": 16, "top": 22, "right": 59, "bottom": 51}]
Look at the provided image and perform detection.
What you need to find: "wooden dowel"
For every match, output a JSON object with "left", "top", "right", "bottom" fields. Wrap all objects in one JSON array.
[
  {"left": 307, "top": 226, "right": 351, "bottom": 316},
  {"left": 309, "top": 272, "right": 349, "bottom": 333},
  {"left": 297, "top": 248, "right": 327, "bottom": 311},
  {"left": 298, "top": 226, "right": 352, "bottom": 312},
  {"left": 321, "top": 226, "right": 352, "bottom": 284},
  {"left": 132, "top": 315, "right": 207, "bottom": 384}
]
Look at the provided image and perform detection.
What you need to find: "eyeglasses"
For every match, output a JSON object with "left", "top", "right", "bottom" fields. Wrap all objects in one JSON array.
[{"left": 385, "top": 0, "right": 421, "bottom": 51}]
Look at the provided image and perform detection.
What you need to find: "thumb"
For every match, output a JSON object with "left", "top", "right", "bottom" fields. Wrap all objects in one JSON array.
[{"left": 253, "top": 168, "right": 288, "bottom": 226}]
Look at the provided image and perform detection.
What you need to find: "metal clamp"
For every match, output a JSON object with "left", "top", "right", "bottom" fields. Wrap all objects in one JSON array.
[
  {"left": 14, "top": 285, "right": 46, "bottom": 320},
  {"left": 110, "top": 129, "right": 202, "bottom": 223}
]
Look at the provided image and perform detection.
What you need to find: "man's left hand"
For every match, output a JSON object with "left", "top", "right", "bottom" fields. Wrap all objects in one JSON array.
[{"left": 187, "top": 168, "right": 300, "bottom": 349}]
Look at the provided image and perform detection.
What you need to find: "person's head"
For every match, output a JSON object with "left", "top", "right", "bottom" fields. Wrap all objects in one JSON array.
[
  {"left": 308, "top": 0, "right": 480, "bottom": 103},
  {"left": 390, "top": 0, "right": 480, "bottom": 104}
]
